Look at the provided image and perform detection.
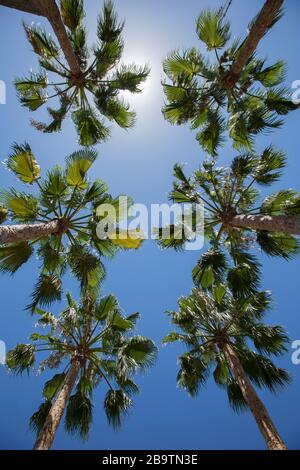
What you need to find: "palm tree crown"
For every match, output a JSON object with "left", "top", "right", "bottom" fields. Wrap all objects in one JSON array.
[
  {"left": 156, "top": 147, "right": 300, "bottom": 292},
  {"left": 163, "top": 285, "right": 290, "bottom": 414},
  {"left": 0, "top": 143, "right": 142, "bottom": 311},
  {"left": 15, "top": 0, "right": 149, "bottom": 146},
  {"left": 7, "top": 290, "right": 157, "bottom": 441},
  {"left": 162, "top": 8, "right": 299, "bottom": 156}
]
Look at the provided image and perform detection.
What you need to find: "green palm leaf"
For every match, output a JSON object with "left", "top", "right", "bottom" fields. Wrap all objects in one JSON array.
[
  {"left": 6, "top": 344, "right": 35, "bottom": 374},
  {"left": 27, "top": 274, "right": 62, "bottom": 312},
  {"left": 0, "top": 242, "right": 33, "bottom": 274},
  {"left": 65, "top": 149, "right": 97, "bottom": 189},
  {"left": 196, "top": 10, "right": 230, "bottom": 50},
  {"left": 30, "top": 401, "right": 52, "bottom": 434},
  {"left": 43, "top": 373, "right": 66, "bottom": 400},
  {"left": 72, "top": 108, "right": 110, "bottom": 146},
  {"left": 60, "top": 0, "right": 84, "bottom": 31},
  {"left": 6, "top": 143, "right": 40, "bottom": 184},
  {"left": 104, "top": 389, "right": 132, "bottom": 429},
  {"left": 65, "top": 391, "right": 93, "bottom": 439},
  {"left": 1, "top": 189, "right": 39, "bottom": 222}
]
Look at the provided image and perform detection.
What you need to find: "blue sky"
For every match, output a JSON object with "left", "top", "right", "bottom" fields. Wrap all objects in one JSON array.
[{"left": 0, "top": 0, "right": 299, "bottom": 450}]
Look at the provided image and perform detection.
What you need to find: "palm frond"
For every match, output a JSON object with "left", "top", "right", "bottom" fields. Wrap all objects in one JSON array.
[
  {"left": 193, "top": 249, "right": 227, "bottom": 289},
  {"left": 72, "top": 108, "right": 110, "bottom": 146},
  {"left": 97, "top": 0, "right": 124, "bottom": 43},
  {"left": 0, "top": 242, "right": 33, "bottom": 274},
  {"left": 104, "top": 389, "right": 132, "bottom": 429},
  {"left": 60, "top": 0, "right": 84, "bottom": 31},
  {"left": 196, "top": 9, "right": 231, "bottom": 50},
  {"left": 26, "top": 274, "right": 62, "bottom": 312},
  {"left": 65, "top": 391, "right": 93, "bottom": 439},
  {"left": 257, "top": 231, "right": 300, "bottom": 259},
  {"left": 6, "top": 142, "right": 40, "bottom": 184},
  {"left": 6, "top": 344, "right": 35, "bottom": 374},
  {"left": 30, "top": 401, "right": 52, "bottom": 434},
  {"left": 43, "top": 373, "right": 66, "bottom": 400}
]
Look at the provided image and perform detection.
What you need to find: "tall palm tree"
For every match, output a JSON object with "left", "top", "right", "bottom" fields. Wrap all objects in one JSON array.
[
  {"left": 163, "top": 285, "right": 290, "bottom": 450},
  {"left": 162, "top": 4, "right": 298, "bottom": 156},
  {"left": 6, "top": 289, "right": 157, "bottom": 450},
  {"left": 156, "top": 148, "right": 299, "bottom": 291},
  {"left": 8, "top": 0, "right": 149, "bottom": 146},
  {"left": 0, "top": 143, "right": 143, "bottom": 311}
]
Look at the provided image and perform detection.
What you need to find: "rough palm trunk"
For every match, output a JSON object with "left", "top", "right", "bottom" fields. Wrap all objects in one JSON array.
[
  {"left": 222, "top": 342, "right": 287, "bottom": 450},
  {"left": 223, "top": 0, "right": 284, "bottom": 88},
  {"left": 0, "top": 0, "right": 81, "bottom": 77},
  {"left": 0, "top": 0, "right": 44, "bottom": 15},
  {"left": 0, "top": 220, "right": 60, "bottom": 245},
  {"left": 33, "top": 357, "right": 81, "bottom": 451},
  {"left": 229, "top": 213, "right": 300, "bottom": 235}
]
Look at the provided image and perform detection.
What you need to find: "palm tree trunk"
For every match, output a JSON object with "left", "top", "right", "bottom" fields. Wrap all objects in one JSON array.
[
  {"left": 222, "top": 342, "right": 287, "bottom": 450},
  {"left": 33, "top": 357, "right": 81, "bottom": 451},
  {"left": 0, "top": 0, "right": 44, "bottom": 15},
  {"left": 0, "top": 220, "right": 60, "bottom": 245},
  {"left": 223, "top": 0, "right": 284, "bottom": 88},
  {"left": 0, "top": 0, "right": 81, "bottom": 77},
  {"left": 229, "top": 213, "right": 300, "bottom": 235}
]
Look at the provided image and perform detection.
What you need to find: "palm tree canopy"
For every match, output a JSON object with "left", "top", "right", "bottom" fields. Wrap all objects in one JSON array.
[
  {"left": 14, "top": 0, "right": 150, "bottom": 146},
  {"left": 0, "top": 143, "right": 143, "bottom": 311},
  {"left": 156, "top": 147, "right": 300, "bottom": 292},
  {"left": 163, "top": 286, "right": 290, "bottom": 411},
  {"left": 162, "top": 8, "right": 299, "bottom": 156},
  {"left": 6, "top": 290, "right": 157, "bottom": 437}
]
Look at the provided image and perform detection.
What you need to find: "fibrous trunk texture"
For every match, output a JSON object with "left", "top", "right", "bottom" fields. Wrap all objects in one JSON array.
[
  {"left": 0, "top": 220, "right": 60, "bottom": 245},
  {"left": 223, "top": 0, "right": 284, "bottom": 88},
  {"left": 223, "top": 342, "right": 287, "bottom": 450},
  {"left": 33, "top": 357, "right": 81, "bottom": 451},
  {"left": 230, "top": 214, "right": 300, "bottom": 235}
]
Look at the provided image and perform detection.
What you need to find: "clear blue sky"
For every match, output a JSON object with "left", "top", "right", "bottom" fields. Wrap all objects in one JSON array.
[{"left": 0, "top": 0, "right": 299, "bottom": 450}]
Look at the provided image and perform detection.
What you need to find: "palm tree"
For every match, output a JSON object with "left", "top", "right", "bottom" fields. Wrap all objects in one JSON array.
[
  {"left": 163, "top": 285, "right": 290, "bottom": 450},
  {"left": 6, "top": 289, "right": 157, "bottom": 450},
  {"left": 6, "top": 0, "right": 149, "bottom": 146},
  {"left": 156, "top": 148, "right": 299, "bottom": 290},
  {"left": 162, "top": 3, "right": 298, "bottom": 156},
  {"left": 0, "top": 143, "right": 143, "bottom": 311}
]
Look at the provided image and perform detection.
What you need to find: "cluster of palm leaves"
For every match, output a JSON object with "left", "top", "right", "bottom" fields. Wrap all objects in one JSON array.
[
  {"left": 15, "top": 0, "right": 149, "bottom": 146},
  {"left": 7, "top": 290, "right": 157, "bottom": 443},
  {"left": 162, "top": 8, "right": 299, "bottom": 156},
  {"left": 0, "top": 143, "right": 143, "bottom": 312},
  {"left": 164, "top": 286, "right": 289, "bottom": 410},
  {"left": 156, "top": 145, "right": 300, "bottom": 291}
]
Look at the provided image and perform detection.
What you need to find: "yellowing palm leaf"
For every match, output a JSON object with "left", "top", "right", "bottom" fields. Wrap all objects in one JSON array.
[
  {"left": 65, "top": 150, "right": 97, "bottom": 189},
  {"left": 7, "top": 143, "right": 40, "bottom": 184},
  {"left": 110, "top": 229, "right": 144, "bottom": 249}
]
